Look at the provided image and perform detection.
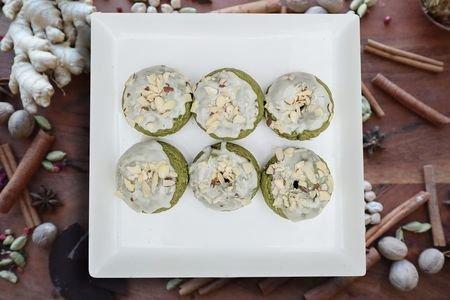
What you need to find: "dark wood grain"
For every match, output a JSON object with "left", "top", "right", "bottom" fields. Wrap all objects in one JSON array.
[{"left": 0, "top": 0, "right": 449, "bottom": 299}]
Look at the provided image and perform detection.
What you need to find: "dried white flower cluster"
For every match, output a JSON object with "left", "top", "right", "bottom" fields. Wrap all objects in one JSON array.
[{"left": 1, "top": 0, "right": 96, "bottom": 113}]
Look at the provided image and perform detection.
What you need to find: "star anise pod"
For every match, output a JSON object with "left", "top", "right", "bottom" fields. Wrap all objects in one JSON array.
[
  {"left": 31, "top": 186, "right": 62, "bottom": 213},
  {"left": 363, "top": 126, "right": 385, "bottom": 155}
]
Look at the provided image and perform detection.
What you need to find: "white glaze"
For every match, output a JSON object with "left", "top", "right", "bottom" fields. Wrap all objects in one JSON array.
[
  {"left": 267, "top": 147, "right": 333, "bottom": 221},
  {"left": 190, "top": 142, "right": 258, "bottom": 211},
  {"left": 122, "top": 65, "right": 192, "bottom": 134},
  {"left": 265, "top": 72, "right": 333, "bottom": 135},
  {"left": 116, "top": 140, "right": 177, "bottom": 213},
  {"left": 192, "top": 70, "right": 258, "bottom": 139}
]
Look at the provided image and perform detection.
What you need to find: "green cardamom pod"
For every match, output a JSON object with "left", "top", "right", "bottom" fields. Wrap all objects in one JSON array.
[
  {"left": 42, "top": 160, "right": 58, "bottom": 173},
  {"left": 395, "top": 227, "right": 404, "bottom": 242},
  {"left": 357, "top": 3, "right": 367, "bottom": 17},
  {"left": 2, "top": 235, "right": 14, "bottom": 246},
  {"left": 9, "top": 251, "right": 26, "bottom": 267},
  {"left": 10, "top": 235, "right": 27, "bottom": 251},
  {"left": 34, "top": 115, "right": 52, "bottom": 131},
  {"left": 350, "top": 0, "right": 363, "bottom": 10},
  {"left": 166, "top": 278, "right": 184, "bottom": 290},
  {"left": 0, "top": 258, "right": 13, "bottom": 267},
  {"left": 402, "top": 221, "right": 431, "bottom": 233},
  {"left": 46, "top": 150, "right": 67, "bottom": 162},
  {"left": 0, "top": 270, "right": 18, "bottom": 284}
]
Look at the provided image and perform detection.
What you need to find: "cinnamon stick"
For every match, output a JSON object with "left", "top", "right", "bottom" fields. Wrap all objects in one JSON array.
[
  {"left": 258, "top": 278, "right": 290, "bottom": 295},
  {"left": 361, "top": 82, "right": 385, "bottom": 118},
  {"left": 366, "top": 191, "right": 430, "bottom": 246},
  {"left": 211, "top": 0, "right": 281, "bottom": 13},
  {"left": 367, "top": 39, "right": 444, "bottom": 67},
  {"left": 372, "top": 74, "right": 450, "bottom": 127},
  {"left": 198, "top": 278, "right": 233, "bottom": 295},
  {"left": 0, "top": 130, "right": 55, "bottom": 213},
  {"left": 423, "top": 165, "right": 446, "bottom": 247},
  {"left": 303, "top": 248, "right": 381, "bottom": 300},
  {"left": 0, "top": 144, "right": 40, "bottom": 228},
  {"left": 364, "top": 45, "right": 444, "bottom": 73},
  {"left": 178, "top": 278, "right": 214, "bottom": 296}
]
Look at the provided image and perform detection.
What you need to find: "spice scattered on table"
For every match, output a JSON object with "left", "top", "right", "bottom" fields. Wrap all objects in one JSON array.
[
  {"left": 363, "top": 126, "right": 385, "bottom": 155},
  {"left": 364, "top": 179, "right": 383, "bottom": 226},
  {"left": 0, "top": 228, "right": 29, "bottom": 284},
  {"left": 418, "top": 248, "right": 445, "bottom": 274},
  {"left": 31, "top": 186, "right": 62, "bottom": 213},
  {"left": 389, "top": 259, "right": 419, "bottom": 291},
  {"left": 32, "top": 222, "right": 58, "bottom": 248}
]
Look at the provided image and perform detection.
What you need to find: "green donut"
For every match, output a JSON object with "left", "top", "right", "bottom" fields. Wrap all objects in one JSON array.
[
  {"left": 192, "top": 68, "right": 264, "bottom": 140},
  {"left": 265, "top": 72, "right": 334, "bottom": 140}
]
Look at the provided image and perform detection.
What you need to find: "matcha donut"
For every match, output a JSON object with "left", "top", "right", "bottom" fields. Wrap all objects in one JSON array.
[
  {"left": 191, "top": 68, "right": 264, "bottom": 140},
  {"left": 261, "top": 147, "right": 333, "bottom": 222},
  {"left": 122, "top": 65, "right": 193, "bottom": 137},
  {"left": 190, "top": 142, "right": 260, "bottom": 211},
  {"left": 115, "top": 140, "right": 188, "bottom": 213},
  {"left": 265, "top": 72, "right": 334, "bottom": 140}
]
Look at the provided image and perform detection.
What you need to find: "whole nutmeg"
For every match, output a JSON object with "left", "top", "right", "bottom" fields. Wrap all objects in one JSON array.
[
  {"left": 0, "top": 102, "right": 14, "bottom": 125},
  {"left": 365, "top": 201, "right": 383, "bottom": 213},
  {"left": 418, "top": 248, "right": 445, "bottom": 274},
  {"left": 305, "top": 5, "right": 328, "bottom": 13},
  {"left": 378, "top": 236, "right": 408, "bottom": 260},
  {"left": 363, "top": 180, "right": 372, "bottom": 192},
  {"left": 8, "top": 110, "right": 35, "bottom": 138},
  {"left": 32, "top": 222, "right": 58, "bottom": 248},
  {"left": 389, "top": 259, "right": 419, "bottom": 291}
]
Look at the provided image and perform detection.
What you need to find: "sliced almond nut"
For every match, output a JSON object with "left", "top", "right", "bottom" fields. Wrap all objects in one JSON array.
[
  {"left": 141, "top": 181, "right": 151, "bottom": 196},
  {"left": 242, "top": 162, "right": 254, "bottom": 174},
  {"left": 266, "top": 165, "right": 274, "bottom": 175},
  {"left": 157, "top": 163, "right": 170, "bottom": 179},
  {"left": 289, "top": 111, "right": 299, "bottom": 123},
  {"left": 216, "top": 95, "right": 229, "bottom": 108},
  {"left": 163, "top": 179, "right": 176, "bottom": 187},
  {"left": 233, "top": 115, "right": 246, "bottom": 124},
  {"left": 318, "top": 191, "right": 331, "bottom": 201},
  {"left": 123, "top": 178, "right": 135, "bottom": 192},
  {"left": 284, "top": 147, "right": 294, "bottom": 157},
  {"left": 127, "top": 165, "right": 141, "bottom": 174},
  {"left": 274, "top": 178, "right": 284, "bottom": 189},
  {"left": 275, "top": 148, "right": 284, "bottom": 161}
]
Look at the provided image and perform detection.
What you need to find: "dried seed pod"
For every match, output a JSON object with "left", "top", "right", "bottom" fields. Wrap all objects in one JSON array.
[
  {"left": 365, "top": 213, "right": 371, "bottom": 225},
  {"left": 418, "top": 248, "right": 445, "bottom": 274},
  {"left": 0, "top": 258, "right": 13, "bottom": 267},
  {"left": 366, "top": 201, "right": 383, "bottom": 213},
  {"left": 389, "top": 260, "right": 419, "bottom": 291},
  {"left": 378, "top": 236, "right": 408, "bottom": 261},
  {"left": 305, "top": 5, "right": 328, "bottom": 13},
  {"left": 32, "top": 222, "right": 58, "bottom": 248},
  {"left": 364, "top": 0, "right": 377, "bottom": 7},
  {"left": 9, "top": 251, "right": 26, "bottom": 267},
  {"left": 350, "top": 0, "right": 363, "bottom": 10},
  {"left": 402, "top": 221, "right": 431, "bottom": 233},
  {"left": 363, "top": 180, "right": 372, "bottom": 191},
  {"left": 148, "top": 0, "right": 160, "bottom": 7},
  {"left": 0, "top": 270, "right": 17, "bottom": 284},
  {"left": 46, "top": 150, "right": 67, "bottom": 162},
  {"left": 357, "top": 3, "right": 367, "bottom": 17},
  {"left": 161, "top": 3, "right": 174, "bottom": 13},
  {"left": 9, "top": 235, "right": 27, "bottom": 251},
  {"left": 179, "top": 7, "right": 197, "bottom": 13},
  {"left": 8, "top": 110, "right": 35, "bottom": 139},
  {"left": 0, "top": 102, "right": 14, "bottom": 125},
  {"left": 364, "top": 190, "right": 376, "bottom": 201},
  {"left": 131, "top": 2, "right": 147, "bottom": 13},
  {"left": 34, "top": 115, "right": 52, "bottom": 131},
  {"left": 170, "top": 0, "right": 181, "bottom": 9},
  {"left": 370, "top": 212, "right": 381, "bottom": 224},
  {"left": 166, "top": 278, "right": 184, "bottom": 290},
  {"left": 2, "top": 235, "right": 14, "bottom": 246}
]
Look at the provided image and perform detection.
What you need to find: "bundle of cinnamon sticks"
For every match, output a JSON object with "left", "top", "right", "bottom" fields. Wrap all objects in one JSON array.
[
  {"left": 0, "top": 130, "right": 55, "bottom": 227},
  {"left": 364, "top": 39, "right": 444, "bottom": 73}
]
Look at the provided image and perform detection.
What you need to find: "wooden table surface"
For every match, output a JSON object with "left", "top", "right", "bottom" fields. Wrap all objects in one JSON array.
[{"left": 0, "top": 0, "right": 449, "bottom": 299}]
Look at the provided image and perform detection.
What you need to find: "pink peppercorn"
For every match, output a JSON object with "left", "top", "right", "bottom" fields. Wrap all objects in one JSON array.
[
  {"left": 0, "top": 233, "right": 5, "bottom": 241},
  {"left": 384, "top": 16, "right": 391, "bottom": 25},
  {"left": 23, "top": 227, "right": 31, "bottom": 235},
  {"left": 116, "top": 7, "right": 123, "bottom": 13}
]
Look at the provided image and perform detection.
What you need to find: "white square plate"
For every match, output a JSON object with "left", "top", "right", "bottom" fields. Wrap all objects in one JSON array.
[{"left": 89, "top": 13, "right": 365, "bottom": 277}]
